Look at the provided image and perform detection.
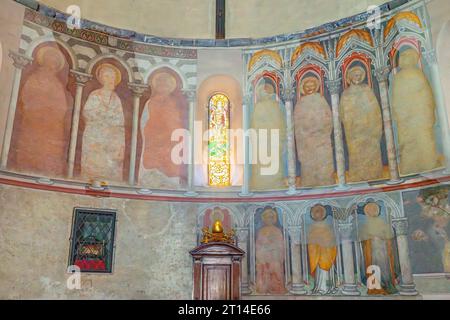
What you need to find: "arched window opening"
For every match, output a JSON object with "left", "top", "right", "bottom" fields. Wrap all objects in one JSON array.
[{"left": 208, "top": 93, "right": 231, "bottom": 187}]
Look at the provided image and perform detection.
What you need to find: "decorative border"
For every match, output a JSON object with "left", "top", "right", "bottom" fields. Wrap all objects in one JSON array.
[
  {"left": 23, "top": 8, "right": 198, "bottom": 59},
  {"left": 1, "top": 174, "right": 449, "bottom": 203}
]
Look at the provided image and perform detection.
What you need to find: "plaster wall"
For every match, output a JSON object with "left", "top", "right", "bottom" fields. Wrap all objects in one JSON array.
[{"left": 0, "top": 184, "right": 197, "bottom": 299}]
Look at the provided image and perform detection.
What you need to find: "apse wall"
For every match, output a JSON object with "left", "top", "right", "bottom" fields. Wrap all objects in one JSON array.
[
  {"left": 38, "top": 0, "right": 388, "bottom": 39},
  {"left": 2, "top": 0, "right": 450, "bottom": 299}
]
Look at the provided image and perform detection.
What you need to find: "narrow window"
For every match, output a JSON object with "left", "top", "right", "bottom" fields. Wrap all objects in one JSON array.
[
  {"left": 69, "top": 208, "right": 117, "bottom": 273},
  {"left": 208, "top": 93, "right": 231, "bottom": 187}
]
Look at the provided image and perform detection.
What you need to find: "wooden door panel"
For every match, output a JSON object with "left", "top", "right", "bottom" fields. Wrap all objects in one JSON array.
[{"left": 202, "top": 265, "right": 230, "bottom": 300}]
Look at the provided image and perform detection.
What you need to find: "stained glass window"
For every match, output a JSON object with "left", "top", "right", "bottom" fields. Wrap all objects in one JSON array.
[
  {"left": 69, "top": 208, "right": 116, "bottom": 273},
  {"left": 208, "top": 93, "right": 231, "bottom": 186}
]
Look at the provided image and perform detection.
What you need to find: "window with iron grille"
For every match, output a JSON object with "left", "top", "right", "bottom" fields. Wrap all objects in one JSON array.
[{"left": 69, "top": 208, "right": 117, "bottom": 273}]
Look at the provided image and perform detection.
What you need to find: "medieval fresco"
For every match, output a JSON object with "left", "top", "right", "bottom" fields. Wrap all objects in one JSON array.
[
  {"left": 81, "top": 63, "right": 126, "bottom": 183},
  {"left": 403, "top": 185, "right": 450, "bottom": 274},
  {"left": 391, "top": 48, "right": 442, "bottom": 175},
  {"left": 250, "top": 77, "right": 287, "bottom": 191},
  {"left": 8, "top": 43, "right": 74, "bottom": 177},
  {"left": 305, "top": 204, "right": 338, "bottom": 294},
  {"left": 254, "top": 206, "right": 287, "bottom": 294},
  {"left": 2, "top": 0, "right": 450, "bottom": 301},
  {"left": 294, "top": 76, "right": 335, "bottom": 187},
  {"left": 356, "top": 201, "right": 399, "bottom": 294},
  {"left": 340, "top": 65, "right": 384, "bottom": 183},
  {"left": 139, "top": 67, "right": 188, "bottom": 189}
]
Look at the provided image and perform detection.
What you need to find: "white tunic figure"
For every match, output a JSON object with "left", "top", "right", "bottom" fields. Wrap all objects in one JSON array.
[
  {"left": 294, "top": 77, "right": 335, "bottom": 187},
  {"left": 340, "top": 66, "right": 383, "bottom": 182},
  {"left": 391, "top": 49, "right": 441, "bottom": 175},
  {"left": 81, "top": 63, "right": 125, "bottom": 182}
]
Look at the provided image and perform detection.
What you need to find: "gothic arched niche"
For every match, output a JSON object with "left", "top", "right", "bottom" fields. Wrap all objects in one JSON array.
[
  {"left": 294, "top": 65, "right": 335, "bottom": 188},
  {"left": 138, "top": 66, "right": 188, "bottom": 189},
  {"left": 196, "top": 74, "right": 243, "bottom": 187},
  {"left": 253, "top": 206, "right": 287, "bottom": 294},
  {"left": 9, "top": 42, "right": 75, "bottom": 177},
  {"left": 250, "top": 74, "right": 287, "bottom": 192},
  {"left": 389, "top": 39, "right": 443, "bottom": 176},
  {"left": 339, "top": 52, "right": 388, "bottom": 183},
  {"left": 75, "top": 58, "right": 132, "bottom": 184}
]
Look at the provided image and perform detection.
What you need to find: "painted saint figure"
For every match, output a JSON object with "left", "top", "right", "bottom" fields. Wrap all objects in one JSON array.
[
  {"left": 250, "top": 79, "right": 286, "bottom": 191},
  {"left": 391, "top": 48, "right": 441, "bottom": 175},
  {"left": 358, "top": 202, "right": 398, "bottom": 295},
  {"left": 14, "top": 46, "right": 72, "bottom": 176},
  {"left": 140, "top": 70, "right": 186, "bottom": 188},
  {"left": 294, "top": 76, "right": 335, "bottom": 187},
  {"left": 307, "top": 205, "right": 338, "bottom": 295},
  {"left": 81, "top": 63, "right": 125, "bottom": 182},
  {"left": 339, "top": 66, "right": 383, "bottom": 182},
  {"left": 255, "top": 207, "right": 287, "bottom": 294}
]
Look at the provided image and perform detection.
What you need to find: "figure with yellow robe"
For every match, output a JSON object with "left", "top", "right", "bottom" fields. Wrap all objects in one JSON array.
[
  {"left": 250, "top": 79, "right": 286, "bottom": 191},
  {"left": 255, "top": 207, "right": 287, "bottom": 294},
  {"left": 339, "top": 66, "right": 383, "bottom": 182},
  {"left": 307, "top": 204, "right": 338, "bottom": 295},
  {"left": 391, "top": 49, "right": 441, "bottom": 175},
  {"left": 358, "top": 202, "right": 398, "bottom": 295},
  {"left": 294, "top": 76, "right": 335, "bottom": 187}
]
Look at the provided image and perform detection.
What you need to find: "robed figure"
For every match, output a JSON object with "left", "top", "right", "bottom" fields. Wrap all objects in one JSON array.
[
  {"left": 294, "top": 76, "right": 335, "bottom": 187},
  {"left": 391, "top": 49, "right": 441, "bottom": 175},
  {"left": 14, "top": 46, "right": 72, "bottom": 176},
  {"left": 340, "top": 66, "right": 383, "bottom": 182},
  {"left": 139, "top": 71, "right": 187, "bottom": 188},
  {"left": 81, "top": 63, "right": 125, "bottom": 182},
  {"left": 250, "top": 79, "right": 286, "bottom": 191},
  {"left": 307, "top": 205, "right": 338, "bottom": 295},
  {"left": 255, "top": 207, "right": 287, "bottom": 294},
  {"left": 358, "top": 202, "right": 398, "bottom": 295}
]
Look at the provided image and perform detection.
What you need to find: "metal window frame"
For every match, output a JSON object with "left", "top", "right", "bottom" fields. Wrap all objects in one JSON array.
[{"left": 67, "top": 207, "right": 117, "bottom": 274}]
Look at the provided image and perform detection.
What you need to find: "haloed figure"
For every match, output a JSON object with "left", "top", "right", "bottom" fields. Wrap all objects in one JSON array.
[
  {"left": 14, "top": 46, "right": 72, "bottom": 176},
  {"left": 81, "top": 63, "right": 125, "bottom": 182},
  {"left": 294, "top": 76, "right": 334, "bottom": 187},
  {"left": 140, "top": 71, "right": 186, "bottom": 188},
  {"left": 358, "top": 202, "right": 398, "bottom": 295},
  {"left": 250, "top": 79, "right": 286, "bottom": 191},
  {"left": 307, "top": 205, "right": 338, "bottom": 295},
  {"left": 255, "top": 208, "right": 287, "bottom": 294},
  {"left": 340, "top": 66, "right": 383, "bottom": 182}
]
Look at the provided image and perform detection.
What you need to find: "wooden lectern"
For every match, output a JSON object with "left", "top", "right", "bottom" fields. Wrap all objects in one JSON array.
[{"left": 190, "top": 242, "right": 244, "bottom": 300}]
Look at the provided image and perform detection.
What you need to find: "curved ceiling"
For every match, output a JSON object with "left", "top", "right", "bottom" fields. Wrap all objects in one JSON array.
[{"left": 40, "top": 0, "right": 386, "bottom": 39}]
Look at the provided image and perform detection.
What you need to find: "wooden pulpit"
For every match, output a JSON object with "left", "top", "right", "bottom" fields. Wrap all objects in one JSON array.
[{"left": 190, "top": 242, "right": 244, "bottom": 300}]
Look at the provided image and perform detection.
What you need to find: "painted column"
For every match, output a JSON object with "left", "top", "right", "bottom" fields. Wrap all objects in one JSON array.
[
  {"left": 236, "top": 228, "right": 251, "bottom": 294},
  {"left": 424, "top": 49, "right": 450, "bottom": 172},
  {"left": 128, "top": 83, "right": 148, "bottom": 185},
  {"left": 375, "top": 67, "right": 402, "bottom": 184},
  {"left": 283, "top": 88, "right": 297, "bottom": 195},
  {"left": 66, "top": 70, "right": 92, "bottom": 178},
  {"left": 288, "top": 226, "right": 307, "bottom": 294},
  {"left": 392, "top": 218, "right": 418, "bottom": 296},
  {"left": 326, "top": 79, "right": 348, "bottom": 190},
  {"left": 184, "top": 89, "right": 198, "bottom": 196},
  {"left": 240, "top": 94, "right": 252, "bottom": 196},
  {"left": 339, "top": 223, "right": 360, "bottom": 296},
  {"left": 1, "top": 51, "right": 32, "bottom": 169}
]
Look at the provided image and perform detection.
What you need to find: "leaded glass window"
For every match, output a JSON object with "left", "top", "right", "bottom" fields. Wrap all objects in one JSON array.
[
  {"left": 208, "top": 93, "right": 231, "bottom": 187},
  {"left": 69, "top": 208, "right": 116, "bottom": 273}
]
